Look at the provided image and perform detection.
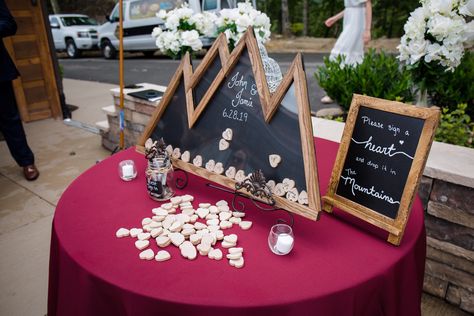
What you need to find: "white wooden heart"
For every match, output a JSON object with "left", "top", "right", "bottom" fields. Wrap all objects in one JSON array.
[
  {"left": 225, "top": 166, "right": 236, "bottom": 179},
  {"left": 139, "top": 249, "right": 154, "bottom": 260},
  {"left": 192, "top": 155, "right": 203, "bottom": 167},
  {"left": 214, "top": 162, "right": 224, "bottom": 174},
  {"left": 269, "top": 154, "right": 281, "bottom": 168},
  {"left": 181, "top": 150, "right": 190, "bottom": 162},
  {"left": 155, "top": 250, "right": 171, "bottom": 262},
  {"left": 222, "top": 128, "right": 233, "bottom": 141},
  {"left": 219, "top": 139, "right": 230, "bottom": 151},
  {"left": 205, "top": 159, "right": 216, "bottom": 172}
]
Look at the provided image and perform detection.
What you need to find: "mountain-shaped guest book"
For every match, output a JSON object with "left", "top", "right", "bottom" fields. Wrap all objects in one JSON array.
[{"left": 137, "top": 28, "right": 321, "bottom": 220}]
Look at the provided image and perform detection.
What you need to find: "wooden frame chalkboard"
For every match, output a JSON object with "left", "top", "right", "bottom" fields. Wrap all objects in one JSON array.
[
  {"left": 323, "top": 95, "right": 440, "bottom": 245},
  {"left": 137, "top": 28, "right": 321, "bottom": 220}
]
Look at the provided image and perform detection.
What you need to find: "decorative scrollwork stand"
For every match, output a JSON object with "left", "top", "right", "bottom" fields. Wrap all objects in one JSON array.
[{"left": 206, "top": 169, "right": 294, "bottom": 227}]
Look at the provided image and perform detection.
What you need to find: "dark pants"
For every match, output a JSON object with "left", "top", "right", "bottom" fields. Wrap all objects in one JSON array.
[{"left": 0, "top": 80, "right": 34, "bottom": 167}]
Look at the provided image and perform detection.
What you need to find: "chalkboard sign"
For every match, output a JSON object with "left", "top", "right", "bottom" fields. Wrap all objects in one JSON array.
[
  {"left": 323, "top": 95, "right": 440, "bottom": 245},
  {"left": 137, "top": 29, "right": 321, "bottom": 220}
]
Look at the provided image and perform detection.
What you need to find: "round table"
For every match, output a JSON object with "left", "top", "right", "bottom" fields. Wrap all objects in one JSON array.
[{"left": 48, "top": 138, "right": 426, "bottom": 316}]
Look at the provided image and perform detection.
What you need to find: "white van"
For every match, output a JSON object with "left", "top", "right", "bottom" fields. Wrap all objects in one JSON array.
[{"left": 98, "top": 0, "right": 256, "bottom": 59}]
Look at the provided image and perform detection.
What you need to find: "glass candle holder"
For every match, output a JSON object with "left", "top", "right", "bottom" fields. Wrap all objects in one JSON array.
[
  {"left": 118, "top": 160, "right": 137, "bottom": 181},
  {"left": 268, "top": 223, "right": 294, "bottom": 255}
]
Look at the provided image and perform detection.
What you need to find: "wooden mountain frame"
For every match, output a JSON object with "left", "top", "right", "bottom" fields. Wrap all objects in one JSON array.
[
  {"left": 137, "top": 28, "right": 321, "bottom": 220},
  {"left": 323, "top": 95, "right": 440, "bottom": 245}
]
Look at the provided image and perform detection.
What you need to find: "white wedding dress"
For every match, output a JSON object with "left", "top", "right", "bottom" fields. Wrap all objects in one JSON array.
[{"left": 330, "top": 0, "right": 367, "bottom": 65}]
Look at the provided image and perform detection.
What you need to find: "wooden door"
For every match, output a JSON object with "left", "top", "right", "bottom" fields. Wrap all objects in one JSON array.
[{"left": 4, "top": 0, "right": 61, "bottom": 122}]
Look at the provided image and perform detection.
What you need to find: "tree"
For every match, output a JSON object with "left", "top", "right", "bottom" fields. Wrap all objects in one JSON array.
[
  {"left": 281, "top": 0, "right": 291, "bottom": 37},
  {"left": 50, "top": 0, "right": 60, "bottom": 14},
  {"left": 302, "top": 0, "right": 307, "bottom": 36}
]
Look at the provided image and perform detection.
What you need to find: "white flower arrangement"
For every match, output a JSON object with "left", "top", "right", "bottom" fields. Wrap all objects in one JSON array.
[
  {"left": 152, "top": 4, "right": 217, "bottom": 58},
  {"left": 215, "top": 0, "right": 271, "bottom": 49},
  {"left": 397, "top": 0, "right": 472, "bottom": 72}
]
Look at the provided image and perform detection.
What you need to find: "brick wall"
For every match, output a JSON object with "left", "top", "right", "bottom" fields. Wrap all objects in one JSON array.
[{"left": 419, "top": 177, "right": 474, "bottom": 313}]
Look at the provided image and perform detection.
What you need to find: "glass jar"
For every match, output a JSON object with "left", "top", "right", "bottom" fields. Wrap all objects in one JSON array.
[{"left": 145, "top": 155, "right": 175, "bottom": 201}]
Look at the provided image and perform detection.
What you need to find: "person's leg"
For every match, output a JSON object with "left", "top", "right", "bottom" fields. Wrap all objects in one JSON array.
[{"left": 0, "top": 80, "right": 39, "bottom": 180}]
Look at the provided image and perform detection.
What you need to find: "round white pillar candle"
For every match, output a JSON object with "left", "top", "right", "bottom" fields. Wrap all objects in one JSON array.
[
  {"left": 275, "top": 233, "right": 294, "bottom": 254},
  {"left": 122, "top": 164, "right": 134, "bottom": 178}
]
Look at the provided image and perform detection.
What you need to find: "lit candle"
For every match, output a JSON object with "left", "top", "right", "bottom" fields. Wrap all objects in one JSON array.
[
  {"left": 122, "top": 164, "right": 134, "bottom": 178},
  {"left": 276, "top": 233, "right": 294, "bottom": 254}
]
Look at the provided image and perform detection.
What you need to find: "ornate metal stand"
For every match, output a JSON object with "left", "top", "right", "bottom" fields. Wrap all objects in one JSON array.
[{"left": 206, "top": 184, "right": 294, "bottom": 227}]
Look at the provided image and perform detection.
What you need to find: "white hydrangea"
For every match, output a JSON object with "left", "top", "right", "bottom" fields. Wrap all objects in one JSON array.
[
  {"left": 215, "top": 0, "right": 271, "bottom": 47},
  {"left": 398, "top": 0, "right": 471, "bottom": 71},
  {"left": 152, "top": 1, "right": 272, "bottom": 58},
  {"left": 181, "top": 30, "right": 203, "bottom": 51}
]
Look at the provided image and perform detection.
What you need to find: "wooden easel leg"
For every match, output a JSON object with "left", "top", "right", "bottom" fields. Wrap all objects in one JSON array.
[
  {"left": 322, "top": 201, "right": 333, "bottom": 213},
  {"left": 387, "top": 233, "right": 402, "bottom": 246}
]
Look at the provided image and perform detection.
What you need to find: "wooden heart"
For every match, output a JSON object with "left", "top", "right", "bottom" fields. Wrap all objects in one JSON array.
[
  {"left": 135, "top": 239, "right": 150, "bottom": 250},
  {"left": 179, "top": 241, "right": 197, "bottom": 260},
  {"left": 190, "top": 234, "right": 202, "bottom": 245},
  {"left": 235, "top": 170, "right": 246, "bottom": 182},
  {"left": 229, "top": 256, "right": 244, "bottom": 268},
  {"left": 150, "top": 227, "right": 163, "bottom": 238},
  {"left": 266, "top": 180, "right": 276, "bottom": 191},
  {"left": 226, "top": 252, "right": 243, "bottom": 260},
  {"left": 282, "top": 178, "right": 295, "bottom": 192},
  {"left": 196, "top": 207, "right": 210, "bottom": 219},
  {"left": 181, "top": 150, "right": 190, "bottom": 162},
  {"left": 130, "top": 228, "right": 143, "bottom": 237},
  {"left": 144, "top": 138, "right": 154, "bottom": 150},
  {"left": 214, "top": 162, "right": 224, "bottom": 174},
  {"left": 229, "top": 247, "right": 243, "bottom": 254},
  {"left": 156, "top": 236, "right": 171, "bottom": 247},
  {"left": 137, "top": 232, "right": 151, "bottom": 240},
  {"left": 273, "top": 183, "right": 286, "bottom": 196},
  {"left": 193, "top": 155, "right": 203, "bottom": 167},
  {"left": 225, "top": 166, "right": 236, "bottom": 179},
  {"left": 224, "top": 234, "right": 238, "bottom": 244},
  {"left": 115, "top": 228, "right": 130, "bottom": 238},
  {"left": 172, "top": 148, "right": 181, "bottom": 159},
  {"left": 222, "top": 128, "right": 233, "bottom": 141},
  {"left": 208, "top": 248, "right": 223, "bottom": 260},
  {"left": 169, "top": 232, "right": 185, "bottom": 247},
  {"left": 197, "top": 242, "right": 212, "bottom": 255},
  {"left": 239, "top": 221, "right": 252, "bottom": 230},
  {"left": 155, "top": 250, "right": 171, "bottom": 262},
  {"left": 139, "top": 248, "right": 154, "bottom": 260},
  {"left": 219, "top": 212, "right": 232, "bottom": 221},
  {"left": 269, "top": 154, "right": 281, "bottom": 168},
  {"left": 286, "top": 187, "right": 299, "bottom": 202},
  {"left": 219, "top": 139, "right": 230, "bottom": 151},
  {"left": 298, "top": 190, "right": 308, "bottom": 205},
  {"left": 165, "top": 144, "right": 173, "bottom": 156},
  {"left": 205, "top": 159, "right": 216, "bottom": 172}
]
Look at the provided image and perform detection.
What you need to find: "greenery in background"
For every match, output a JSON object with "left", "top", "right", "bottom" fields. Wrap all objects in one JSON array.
[
  {"left": 256, "top": 0, "right": 419, "bottom": 38},
  {"left": 427, "top": 52, "right": 474, "bottom": 117},
  {"left": 435, "top": 104, "right": 474, "bottom": 148},
  {"left": 315, "top": 49, "right": 414, "bottom": 111},
  {"left": 48, "top": 0, "right": 419, "bottom": 38}
]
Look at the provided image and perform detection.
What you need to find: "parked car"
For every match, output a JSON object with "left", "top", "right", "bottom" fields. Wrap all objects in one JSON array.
[
  {"left": 98, "top": 0, "right": 256, "bottom": 59},
  {"left": 49, "top": 14, "right": 99, "bottom": 58}
]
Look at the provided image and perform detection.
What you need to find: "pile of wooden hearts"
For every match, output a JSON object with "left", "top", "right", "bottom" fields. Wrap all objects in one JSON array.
[{"left": 116, "top": 194, "right": 253, "bottom": 268}]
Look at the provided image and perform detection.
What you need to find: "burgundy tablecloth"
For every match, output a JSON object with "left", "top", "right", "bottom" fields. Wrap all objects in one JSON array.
[{"left": 48, "top": 138, "right": 426, "bottom": 316}]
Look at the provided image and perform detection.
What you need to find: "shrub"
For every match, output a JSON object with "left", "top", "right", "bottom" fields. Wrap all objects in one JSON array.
[
  {"left": 428, "top": 52, "right": 474, "bottom": 117},
  {"left": 435, "top": 103, "right": 474, "bottom": 148},
  {"left": 291, "top": 23, "right": 304, "bottom": 36},
  {"left": 315, "top": 49, "right": 414, "bottom": 111}
]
